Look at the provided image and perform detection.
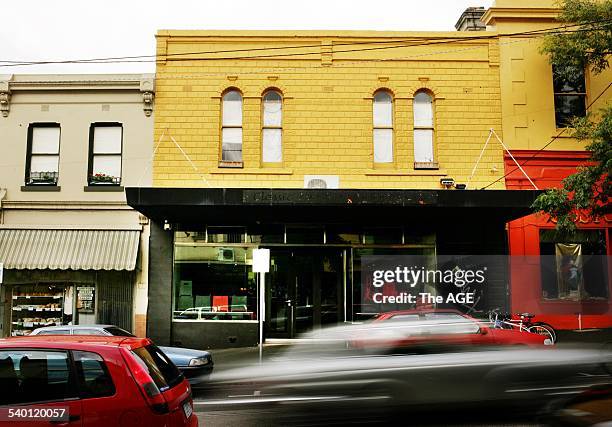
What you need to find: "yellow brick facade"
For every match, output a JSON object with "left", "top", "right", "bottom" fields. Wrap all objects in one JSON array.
[
  {"left": 484, "top": 0, "right": 612, "bottom": 152},
  {"left": 153, "top": 30, "right": 506, "bottom": 189}
]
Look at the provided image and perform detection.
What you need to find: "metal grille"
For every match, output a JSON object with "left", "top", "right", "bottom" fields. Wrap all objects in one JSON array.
[{"left": 97, "top": 271, "right": 134, "bottom": 332}]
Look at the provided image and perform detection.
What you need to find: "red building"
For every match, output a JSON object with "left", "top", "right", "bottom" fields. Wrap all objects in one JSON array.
[{"left": 505, "top": 151, "right": 612, "bottom": 330}]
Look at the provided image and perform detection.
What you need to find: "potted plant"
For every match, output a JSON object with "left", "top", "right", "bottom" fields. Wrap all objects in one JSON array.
[
  {"left": 29, "top": 171, "right": 58, "bottom": 184},
  {"left": 90, "top": 173, "right": 119, "bottom": 185}
]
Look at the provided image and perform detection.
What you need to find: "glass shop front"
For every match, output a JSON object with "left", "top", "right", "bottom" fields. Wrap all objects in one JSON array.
[{"left": 171, "top": 225, "right": 436, "bottom": 339}]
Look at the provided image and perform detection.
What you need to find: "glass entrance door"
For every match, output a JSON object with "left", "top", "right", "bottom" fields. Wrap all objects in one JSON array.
[{"left": 267, "top": 248, "right": 344, "bottom": 338}]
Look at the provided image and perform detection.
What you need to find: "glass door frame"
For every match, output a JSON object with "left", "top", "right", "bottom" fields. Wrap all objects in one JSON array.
[{"left": 264, "top": 246, "right": 346, "bottom": 339}]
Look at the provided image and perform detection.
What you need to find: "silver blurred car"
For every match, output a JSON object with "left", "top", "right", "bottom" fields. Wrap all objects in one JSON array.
[{"left": 205, "top": 322, "right": 612, "bottom": 424}]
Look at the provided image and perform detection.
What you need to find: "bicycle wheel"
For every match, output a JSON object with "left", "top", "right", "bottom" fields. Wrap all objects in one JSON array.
[
  {"left": 533, "top": 322, "right": 557, "bottom": 343},
  {"left": 527, "top": 325, "right": 555, "bottom": 343}
]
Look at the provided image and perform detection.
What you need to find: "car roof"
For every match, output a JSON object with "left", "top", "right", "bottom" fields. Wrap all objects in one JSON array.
[
  {"left": 0, "top": 335, "right": 150, "bottom": 350},
  {"left": 35, "top": 324, "right": 115, "bottom": 330}
]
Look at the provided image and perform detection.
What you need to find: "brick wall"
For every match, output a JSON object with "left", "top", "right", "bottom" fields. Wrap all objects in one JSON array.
[{"left": 153, "top": 31, "right": 505, "bottom": 189}]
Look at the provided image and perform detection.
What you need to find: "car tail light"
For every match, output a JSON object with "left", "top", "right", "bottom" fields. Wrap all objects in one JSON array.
[{"left": 120, "top": 348, "right": 169, "bottom": 414}]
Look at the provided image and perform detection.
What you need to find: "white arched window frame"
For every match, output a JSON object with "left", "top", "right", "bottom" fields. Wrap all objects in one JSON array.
[
  {"left": 262, "top": 90, "right": 283, "bottom": 163},
  {"left": 221, "top": 90, "right": 243, "bottom": 164},
  {"left": 413, "top": 91, "right": 437, "bottom": 168},
  {"left": 373, "top": 91, "right": 394, "bottom": 163}
]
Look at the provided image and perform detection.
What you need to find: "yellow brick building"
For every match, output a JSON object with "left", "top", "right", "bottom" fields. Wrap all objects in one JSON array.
[
  {"left": 127, "top": 2, "right": 594, "bottom": 348},
  {"left": 153, "top": 30, "right": 506, "bottom": 190}
]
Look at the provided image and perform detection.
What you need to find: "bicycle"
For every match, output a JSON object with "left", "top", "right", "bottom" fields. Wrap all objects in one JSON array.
[{"left": 488, "top": 308, "right": 557, "bottom": 343}]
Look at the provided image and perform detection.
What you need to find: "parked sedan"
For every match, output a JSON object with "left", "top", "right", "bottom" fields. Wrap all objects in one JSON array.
[{"left": 30, "top": 325, "right": 213, "bottom": 385}]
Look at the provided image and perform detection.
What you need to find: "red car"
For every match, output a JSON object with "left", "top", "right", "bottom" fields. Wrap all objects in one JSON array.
[
  {"left": 0, "top": 335, "right": 197, "bottom": 427},
  {"left": 367, "top": 309, "right": 552, "bottom": 349}
]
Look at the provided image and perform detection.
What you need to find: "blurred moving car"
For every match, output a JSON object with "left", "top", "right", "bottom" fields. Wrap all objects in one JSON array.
[
  {"left": 30, "top": 325, "right": 213, "bottom": 385},
  {"left": 203, "top": 322, "right": 611, "bottom": 424},
  {"left": 369, "top": 309, "right": 553, "bottom": 349},
  {"left": 0, "top": 335, "right": 197, "bottom": 427}
]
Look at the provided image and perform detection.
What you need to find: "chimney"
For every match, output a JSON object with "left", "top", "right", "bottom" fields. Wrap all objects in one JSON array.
[{"left": 455, "top": 7, "right": 486, "bottom": 31}]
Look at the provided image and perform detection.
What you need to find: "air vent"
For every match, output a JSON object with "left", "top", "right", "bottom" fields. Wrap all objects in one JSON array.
[
  {"left": 304, "top": 175, "right": 339, "bottom": 189},
  {"left": 307, "top": 178, "right": 327, "bottom": 189},
  {"left": 218, "top": 248, "right": 235, "bottom": 262}
]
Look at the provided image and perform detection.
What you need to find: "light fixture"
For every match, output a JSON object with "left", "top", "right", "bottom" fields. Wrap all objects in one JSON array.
[{"left": 440, "top": 178, "right": 455, "bottom": 189}]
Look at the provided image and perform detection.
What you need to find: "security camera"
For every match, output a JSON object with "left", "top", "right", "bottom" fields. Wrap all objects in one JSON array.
[{"left": 440, "top": 178, "right": 455, "bottom": 188}]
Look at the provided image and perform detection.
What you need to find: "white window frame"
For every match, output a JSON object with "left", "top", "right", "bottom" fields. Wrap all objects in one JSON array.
[
  {"left": 262, "top": 90, "right": 283, "bottom": 163},
  {"left": 373, "top": 90, "right": 394, "bottom": 164},
  {"left": 220, "top": 90, "right": 244, "bottom": 167},
  {"left": 413, "top": 91, "right": 438, "bottom": 169},
  {"left": 26, "top": 123, "right": 61, "bottom": 186},
  {"left": 88, "top": 123, "right": 123, "bottom": 185}
]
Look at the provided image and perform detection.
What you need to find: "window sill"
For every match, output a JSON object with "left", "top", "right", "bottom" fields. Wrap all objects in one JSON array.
[
  {"left": 21, "top": 185, "right": 61, "bottom": 192},
  {"left": 210, "top": 168, "right": 294, "bottom": 175},
  {"left": 218, "top": 161, "right": 244, "bottom": 169},
  {"left": 414, "top": 162, "right": 440, "bottom": 170},
  {"left": 84, "top": 185, "right": 124, "bottom": 192},
  {"left": 364, "top": 169, "right": 447, "bottom": 176}
]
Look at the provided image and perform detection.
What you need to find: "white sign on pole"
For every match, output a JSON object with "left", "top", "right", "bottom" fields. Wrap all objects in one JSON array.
[
  {"left": 253, "top": 249, "right": 270, "bottom": 363},
  {"left": 253, "top": 249, "right": 270, "bottom": 273},
  {"left": 0, "top": 262, "right": 3, "bottom": 284}
]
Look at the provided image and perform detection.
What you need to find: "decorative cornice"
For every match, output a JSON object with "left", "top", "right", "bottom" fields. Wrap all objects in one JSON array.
[
  {"left": 0, "top": 74, "right": 156, "bottom": 117},
  {"left": 482, "top": 7, "right": 560, "bottom": 26},
  {"left": 140, "top": 76, "right": 155, "bottom": 117},
  {"left": 0, "top": 78, "right": 10, "bottom": 117}
]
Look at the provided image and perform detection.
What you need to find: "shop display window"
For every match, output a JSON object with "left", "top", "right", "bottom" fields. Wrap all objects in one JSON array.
[
  {"left": 539, "top": 229, "right": 609, "bottom": 300},
  {"left": 11, "top": 285, "right": 69, "bottom": 336},
  {"left": 173, "top": 241, "right": 257, "bottom": 321}
]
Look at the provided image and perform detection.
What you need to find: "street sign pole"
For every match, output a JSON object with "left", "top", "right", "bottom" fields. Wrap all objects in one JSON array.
[
  {"left": 259, "top": 271, "right": 265, "bottom": 363},
  {"left": 252, "top": 249, "right": 270, "bottom": 364}
]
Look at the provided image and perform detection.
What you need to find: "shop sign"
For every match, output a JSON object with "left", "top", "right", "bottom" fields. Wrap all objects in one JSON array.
[{"left": 77, "top": 286, "right": 95, "bottom": 314}]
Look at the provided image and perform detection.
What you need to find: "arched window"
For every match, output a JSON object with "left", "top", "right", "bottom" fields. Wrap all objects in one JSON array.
[
  {"left": 262, "top": 90, "right": 283, "bottom": 163},
  {"left": 413, "top": 91, "right": 435, "bottom": 167},
  {"left": 221, "top": 90, "right": 243, "bottom": 163},
  {"left": 373, "top": 91, "right": 393, "bottom": 163}
]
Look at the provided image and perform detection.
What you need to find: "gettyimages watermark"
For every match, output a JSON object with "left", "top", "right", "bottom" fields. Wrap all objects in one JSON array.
[
  {"left": 362, "top": 255, "right": 490, "bottom": 309},
  {"left": 361, "top": 254, "right": 610, "bottom": 311},
  {"left": 361, "top": 256, "right": 612, "bottom": 313}
]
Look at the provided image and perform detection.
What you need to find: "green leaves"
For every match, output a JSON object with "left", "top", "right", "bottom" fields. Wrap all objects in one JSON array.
[
  {"left": 541, "top": 0, "right": 612, "bottom": 75},
  {"left": 532, "top": 105, "right": 611, "bottom": 232}
]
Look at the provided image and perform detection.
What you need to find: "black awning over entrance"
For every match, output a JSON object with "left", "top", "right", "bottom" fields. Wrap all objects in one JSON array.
[{"left": 125, "top": 187, "right": 541, "bottom": 225}]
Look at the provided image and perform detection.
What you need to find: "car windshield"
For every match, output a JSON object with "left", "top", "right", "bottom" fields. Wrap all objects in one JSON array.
[{"left": 103, "top": 326, "right": 135, "bottom": 337}]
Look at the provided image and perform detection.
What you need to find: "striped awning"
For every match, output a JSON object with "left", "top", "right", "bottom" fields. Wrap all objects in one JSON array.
[{"left": 0, "top": 229, "right": 140, "bottom": 271}]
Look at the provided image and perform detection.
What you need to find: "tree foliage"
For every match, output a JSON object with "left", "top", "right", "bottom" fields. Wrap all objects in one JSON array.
[
  {"left": 541, "top": 0, "right": 612, "bottom": 74},
  {"left": 532, "top": 0, "right": 612, "bottom": 232}
]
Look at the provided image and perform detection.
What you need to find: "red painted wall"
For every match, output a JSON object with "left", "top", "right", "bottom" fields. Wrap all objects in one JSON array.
[{"left": 505, "top": 150, "right": 612, "bottom": 330}]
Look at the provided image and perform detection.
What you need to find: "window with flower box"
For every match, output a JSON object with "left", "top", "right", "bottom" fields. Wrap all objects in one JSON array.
[
  {"left": 88, "top": 123, "right": 123, "bottom": 185},
  {"left": 25, "top": 123, "right": 61, "bottom": 186}
]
